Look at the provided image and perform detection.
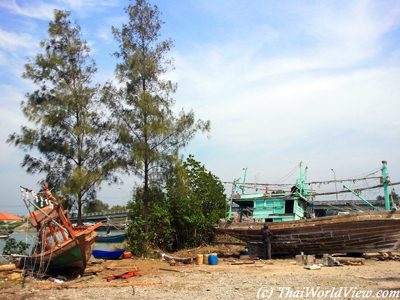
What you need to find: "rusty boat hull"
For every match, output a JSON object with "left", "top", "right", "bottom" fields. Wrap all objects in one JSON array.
[{"left": 218, "top": 210, "right": 400, "bottom": 256}]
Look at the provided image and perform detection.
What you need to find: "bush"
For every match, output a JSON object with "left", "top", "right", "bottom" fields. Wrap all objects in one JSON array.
[
  {"left": 126, "top": 156, "right": 226, "bottom": 256},
  {"left": 2, "top": 237, "right": 30, "bottom": 255},
  {"left": 127, "top": 187, "right": 174, "bottom": 256}
]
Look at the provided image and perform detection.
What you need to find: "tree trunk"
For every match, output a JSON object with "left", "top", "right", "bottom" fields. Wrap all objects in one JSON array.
[
  {"left": 143, "top": 159, "right": 149, "bottom": 232},
  {"left": 142, "top": 85, "right": 149, "bottom": 233}
]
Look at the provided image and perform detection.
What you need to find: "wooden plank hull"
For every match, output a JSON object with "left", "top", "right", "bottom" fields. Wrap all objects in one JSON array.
[
  {"left": 23, "top": 225, "right": 98, "bottom": 275},
  {"left": 218, "top": 210, "right": 400, "bottom": 256}
]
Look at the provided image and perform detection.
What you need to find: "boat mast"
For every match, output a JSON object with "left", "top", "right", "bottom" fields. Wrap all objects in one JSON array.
[
  {"left": 382, "top": 160, "right": 391, "bottom": 210},
  {"left": 228, "top": 168, "right": 247, "bottom": 219},
  {"left": 296, "top": 161, "right": 309, "bottom": 198}
]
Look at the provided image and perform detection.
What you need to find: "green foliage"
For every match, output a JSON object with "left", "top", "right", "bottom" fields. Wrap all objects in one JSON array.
[
  {"left": 84, "top": 199, "right": 109, "bottom": 213},
  {"left": 7, "top": 10, "right": 118, "bottom": 224},
  {"left": 109, "top": 205, "right": 127, "bottom": 212},
  {"left": 0, "top": 221, "right": 24, "bottom": 231},
  {"left": 167, "top": 155, "right": 226, "bottom": 249},
  {"left": 2, "top": 238, "right": 30, "bottom": 255},
  {"left": 127, "top": 187, "right": 174, "bottom": 256},
  {"left": 377, "top": 191, "right": 400, "bottom": 205},
  {"left": 126, "top": 156, "right": 226, "bottom": 256},
  {"left": 104, "top": 0, "right": 209, "bottom": 230}
]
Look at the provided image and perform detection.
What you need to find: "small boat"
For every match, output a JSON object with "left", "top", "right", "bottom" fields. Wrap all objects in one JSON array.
[
  {"left": 92, "top": 249, "right": 125, "bottom": 259},
  {"left": 96, "top": 224, "right": 126, "bottom": 231},
  {"left": 0, "top": 230, "right": 13, "bottom": 239},
  {"left": 20, "top": 185, "right": 101, "bottom": 275},
  {"left": 95, "top": 233, "right": 126, "bottom": 243}
]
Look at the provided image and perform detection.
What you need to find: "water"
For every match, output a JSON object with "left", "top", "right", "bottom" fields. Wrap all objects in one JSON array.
[
  {"left": 0, "top": 230, "right": 127, "bottom": 254},
  {"left": 0, "top": 231, "right": 36, "bottom": 254}
]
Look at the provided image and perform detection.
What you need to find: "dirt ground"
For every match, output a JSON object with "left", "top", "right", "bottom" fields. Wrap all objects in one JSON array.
[{"left": 1, "top": 248, "right": 400, "bottom": 300}]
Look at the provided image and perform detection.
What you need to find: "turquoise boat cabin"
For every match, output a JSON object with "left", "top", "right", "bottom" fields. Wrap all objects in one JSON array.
[
  {"left": 228, "top": 161, "right": 392, "bottom": 223},
  {"left": 229, "top": 162, "right": 311, "bottom": 223}
]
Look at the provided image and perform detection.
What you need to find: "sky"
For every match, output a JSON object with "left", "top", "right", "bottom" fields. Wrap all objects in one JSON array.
[{"left": 1, "top": 0, "right": 400, "bottom": 215}]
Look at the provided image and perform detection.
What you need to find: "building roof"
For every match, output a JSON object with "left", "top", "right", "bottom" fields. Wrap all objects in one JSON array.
[{"left": 0, "top": 212, "right": 23, "bottom": 222}]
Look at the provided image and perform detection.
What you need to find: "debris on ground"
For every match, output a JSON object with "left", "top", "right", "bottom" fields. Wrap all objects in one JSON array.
[
  {"left": 160, "top": 253, "right": 192, "bottom": 264},
  {"left": 7, "top": 272, "right": 22, "bottom": 280},
  {"left": 159, "top": 268, "right": 181, "bottom": 273},
  {"left": 365, "top": 252, "right": 400, "bottom": 261},
  {"left": 295, "top": 254, "right": 316, "bottom": 266},
  {"left": 334, "top": 257, "right": 365, "bottom": 265},
  {"left": 104, "top": 270, "right": 140, "bottom": 281},
  {"left": 322, "top": 254, "right": 343, "bottom": 266},
  {"left": 0, "top": 263, "right": 17, "bottom": 272},
  {"left": 84, "top": 266, "right": 104, "bottom": 275},
  {"left": 230, "top": 261, "right": 256, "bottom": 265},
  {"left": 304, "top": 264, "right": 322, "bottom": 270},
  {"left": 36, "top": 281, "right": 161, "bottom": 289}
]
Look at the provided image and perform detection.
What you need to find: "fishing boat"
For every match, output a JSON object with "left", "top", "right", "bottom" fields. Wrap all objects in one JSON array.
[
  {"left": 20, "top": 185, "right": 101, "bottom": 275},
  {"left": 218, "top": 161, "right": 400, "bottom": 257},
  {"left": 0, "top": 230, "right": 12, "bottom": 239},
  {"left": 0, "top": 233, "right": 9, "bottom": 239},
  {"left": 96, "top": 224, "right": 126, "bottom": 231},
  {"left": 92, "top": 249, "right": 125, "bottom": 259},
  {"left": 95, "top": 233, "right": 127, "bottom": 243}
]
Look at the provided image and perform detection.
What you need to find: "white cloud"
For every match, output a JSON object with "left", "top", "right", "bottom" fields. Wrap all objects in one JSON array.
[
  {"left": 0, "top": 28, "right": 36, "bottom": 50},
  {"left": 60, "top": 0, "right": 120, "bottom": 10},
  {"left": 171, "top": 1, "right": 400, "bottom": 184},
  {"left": 0, "top": 0, "right": 120, "bottom": 20},
  {"left": 0, "top": 0, "right": 55, "bottom": 20},
  {"left": 0, "top": 85, "right": 27, "bottom": 163},
  {"left": 96, "top": 27, "right": 112, "bottom": 42},
  {"left": 305, "top": 1, "right": 400, "bottom": 67},
  {"left": 0, "top": 28, "right": 39, "bottom": 79}
]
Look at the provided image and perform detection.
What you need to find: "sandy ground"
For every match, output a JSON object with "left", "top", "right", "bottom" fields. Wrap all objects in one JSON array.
[{"left": 1, "top": 253, "right": 400, "bottom": 300}]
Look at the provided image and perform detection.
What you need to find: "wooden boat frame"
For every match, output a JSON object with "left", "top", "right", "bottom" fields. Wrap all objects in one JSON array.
[
  {"left": 219, "top": 210, "right": 400, "bottom": 256},
  {"left": 21, "top": 185, "right": 101, "bottom": 275}
]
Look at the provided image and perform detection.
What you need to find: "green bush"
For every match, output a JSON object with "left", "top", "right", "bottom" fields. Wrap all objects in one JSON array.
[
  {"left": 126, "top": 156, "right": 226, "bottom": 256},
  {"left": 127, "top": 187, "right": 174, "bottom": 256},
  {"left": 2, "top": 238, "right": 30, "bottom": 255}
]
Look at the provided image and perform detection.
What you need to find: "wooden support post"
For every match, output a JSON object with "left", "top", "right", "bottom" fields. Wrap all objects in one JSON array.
[{"left": 262, "top": 224, "right": 272, "bottom": 259}]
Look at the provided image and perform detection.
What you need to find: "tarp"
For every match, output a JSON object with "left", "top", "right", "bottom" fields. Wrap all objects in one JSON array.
[{"left": 0, "top": 212, "right": 23, "bottom": 222}]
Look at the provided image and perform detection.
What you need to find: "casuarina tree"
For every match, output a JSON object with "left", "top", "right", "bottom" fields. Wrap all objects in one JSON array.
[
  {"left": 8, "top": 10, "right": 117, "bottom": 224},
  {"left": 105, "top": 0, "right": 209, "bottom": 231}
]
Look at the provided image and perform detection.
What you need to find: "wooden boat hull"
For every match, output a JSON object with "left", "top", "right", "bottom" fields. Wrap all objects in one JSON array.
[
  {"left": 95, "top": 233, "right": 126, "bottom": 243},
  {"left": 218, "top": 210, "right": 400, "bottom": 256},
  {"left": 23, "top": 225, "right": 98, "bottom": 275}
]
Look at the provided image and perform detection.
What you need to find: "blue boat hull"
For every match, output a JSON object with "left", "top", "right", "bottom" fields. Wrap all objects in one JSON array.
[{"left": 92, "top": 249, "right": 125, "bottom": 260}]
